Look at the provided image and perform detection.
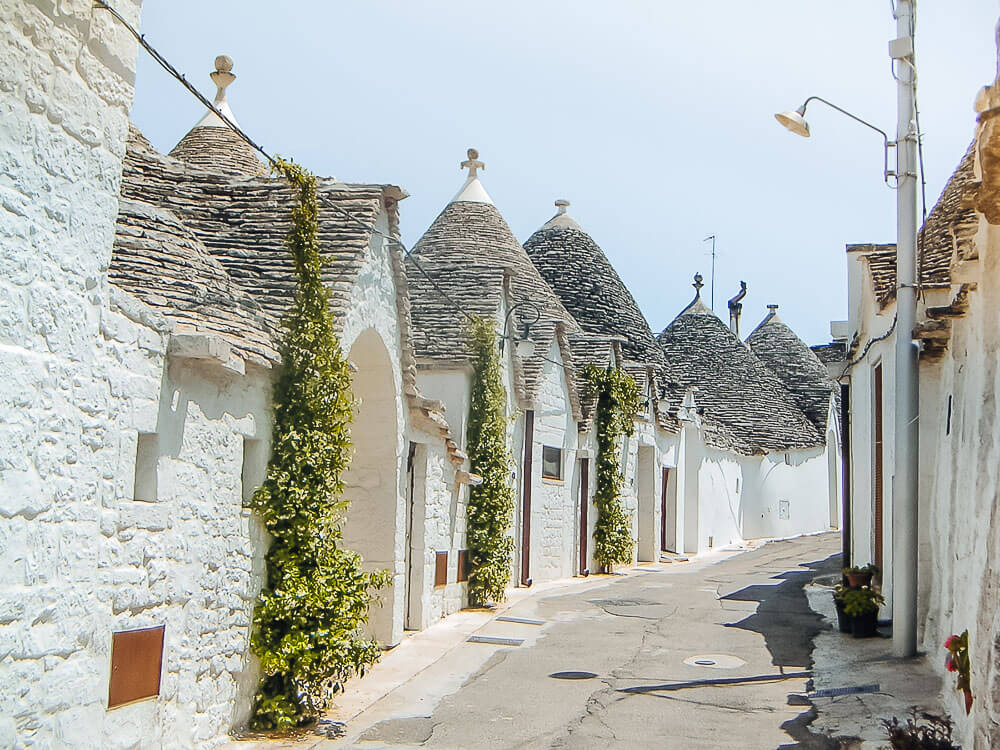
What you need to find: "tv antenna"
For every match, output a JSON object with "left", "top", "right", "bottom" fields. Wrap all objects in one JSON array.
[{"left": 704, "top": 235, "right": 717, "bottom": 311}]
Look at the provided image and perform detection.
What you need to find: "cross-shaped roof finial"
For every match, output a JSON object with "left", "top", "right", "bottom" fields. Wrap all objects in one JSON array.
[
  {"left": 461, "top": 148, "right": 485, "bottom": 178},
  {"left": 693, "top": 273, "right": 704, "bottom": 294}
]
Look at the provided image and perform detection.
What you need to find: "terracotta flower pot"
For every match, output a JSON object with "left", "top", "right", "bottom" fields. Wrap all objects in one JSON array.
[{"left": 846, "top": 572, "right": 872, "bottom": 588}]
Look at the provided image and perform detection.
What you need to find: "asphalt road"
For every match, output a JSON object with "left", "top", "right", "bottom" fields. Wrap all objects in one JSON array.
[{"left": 332, "top": 534, "right": 842, "bottom": 750}]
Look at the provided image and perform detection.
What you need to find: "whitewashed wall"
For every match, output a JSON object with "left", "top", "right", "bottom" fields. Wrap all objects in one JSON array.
[
  {"left": 695, "top": 447, "right": 744, "bottom": 552},
  {"left": 340, "top": 218, "right": 409, "bottom": 647},
  {"left": 0, "top": 1, "right": 152, "bottom": 745},
  {"left": 919, "top": 212, "right": 1000, "bottom": 748},
  {"left": 739, "top": 448, "right": 831, "bottom": 541},
  {"left": 528, "top": 340, "right": 579, "bottom": 581}
]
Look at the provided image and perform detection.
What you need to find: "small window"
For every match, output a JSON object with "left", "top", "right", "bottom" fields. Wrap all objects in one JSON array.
[
  {"left": 541, "top": 446, "right": 563, "bottom": 480},
  {"left": 133, "top": 433, "right": 158, "bottom": 502},
  {"left": 735, "top": 477, "right": 741, "bottom": 494},
  {"left": 946, "top": 395, "right": 953, "bottom": 435},
  {"left": 241, "top": 437, "right": 267, "bottom": 506}
]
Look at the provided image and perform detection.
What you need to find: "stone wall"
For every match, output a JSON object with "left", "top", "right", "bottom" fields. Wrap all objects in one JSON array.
[{"left": 0, "top": 1, "right": 148, "bottom": 745}]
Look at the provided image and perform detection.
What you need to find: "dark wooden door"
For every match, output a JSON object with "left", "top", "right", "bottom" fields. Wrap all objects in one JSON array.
[
  {"left": 873, "top": 364, "right": 883, "bottom": 570},
  {"left": 520, "top": 410, "right": 534, "bottom": 586},
  {"left": 579, "top": 457, "right": 589, "bottom": 576},
  {"left": 660, "top": 467, "right": 671, "bottom": 552}
]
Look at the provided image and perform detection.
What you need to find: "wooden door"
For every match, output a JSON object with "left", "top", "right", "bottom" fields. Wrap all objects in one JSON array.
[
  {"left": 660, "top": 467, "right": 670, "bottom": 552},
  {"left": 520, "top": 411, "right": 534, "bottom": 586},
  {"left": 579, "top": 457, "right": 589, "bottom": 576},
  {"left": 873, "top": 364, "right": 883, "bottom": 569}
]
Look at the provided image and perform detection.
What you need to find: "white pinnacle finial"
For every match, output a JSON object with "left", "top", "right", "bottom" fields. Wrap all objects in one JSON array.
[
  {"left": 461, "top": 148, "right": 485, "bottom": 178},
  {"left": 195, "top": 54, "right": 240, "bottom": 128},
  {"left": 555, "top": 199, "right": 570, "bottom": 215}
]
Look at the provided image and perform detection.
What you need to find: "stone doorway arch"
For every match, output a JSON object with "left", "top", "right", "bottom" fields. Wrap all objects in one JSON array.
[{"left": 342, "top": 328, "right": 404, "bottom": 646}]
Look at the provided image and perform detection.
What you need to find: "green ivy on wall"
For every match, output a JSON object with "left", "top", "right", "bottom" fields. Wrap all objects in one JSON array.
[
  {"left": 249, "top": 159, "right": 390, "bottom": 730},
  {"left": 585, "top": 365, "right": 641, "bottom": 570},
  {"left": 465, "top": 316, "right": 515, "bottom": 606}
]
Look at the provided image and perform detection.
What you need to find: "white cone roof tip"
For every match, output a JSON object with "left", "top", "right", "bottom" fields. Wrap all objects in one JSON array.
[
  {"left": 450, "top": 148, "right": 494, "bottom": 205},
  {"left": 195, "top": 55, "right": 241, "bottom": 129}
]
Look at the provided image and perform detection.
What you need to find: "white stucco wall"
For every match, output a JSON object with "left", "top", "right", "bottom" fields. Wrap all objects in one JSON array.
[
  {"left": 740, "top": 448, "right": 831, "bottom": 542},
  {"left": 695, "top": 447, "right": 744, "bottom": 552},
  {"left": 918, "top": 215, "right": 1000, "bottom": 747},
  {"left": 526, "top": 339, "right": 578, "bottom": 582}
]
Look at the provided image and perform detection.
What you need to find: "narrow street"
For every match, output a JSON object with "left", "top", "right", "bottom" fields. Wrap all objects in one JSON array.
[{"left": 321, "top": 534, "right": 841, "bottom": 749}]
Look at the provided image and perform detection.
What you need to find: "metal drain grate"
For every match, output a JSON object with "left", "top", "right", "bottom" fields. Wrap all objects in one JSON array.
[
  {"left": 495, "top": 616, "right": 544, "bottom": 626},
  {"left": 467, "top": 635, "right": 523, "bottom": 647},
  {"left": 809, "top": 684, "right": 880, "bottom": 699},
  {"left": 550, "top": 671, "right": 598, "bottom": 680}
]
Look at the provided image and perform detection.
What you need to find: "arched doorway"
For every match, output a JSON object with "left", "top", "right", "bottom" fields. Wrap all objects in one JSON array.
[{"left": 342, "top": 329, "right": 403, "bottom": 646}]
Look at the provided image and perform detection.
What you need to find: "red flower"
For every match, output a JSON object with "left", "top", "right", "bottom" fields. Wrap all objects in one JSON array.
[
  {"left": 945, "top": 635, "right": 957, "bottom": 650},
  {"left": 945, "top": 655, "right": 957, "bottom": 672}
]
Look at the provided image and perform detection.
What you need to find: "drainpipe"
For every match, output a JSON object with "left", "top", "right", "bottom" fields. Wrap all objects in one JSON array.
[{"left": 727, "top": 281, "right": 747, "bottom": 337}]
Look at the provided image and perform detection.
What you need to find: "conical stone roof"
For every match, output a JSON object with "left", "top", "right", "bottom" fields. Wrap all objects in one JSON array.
[
  {"left": 656, "top": 276, "right": 823, "bottom": 453},
  {"left": 407, "top": 150, "right": 581, "bottom": 403},
  {"left": 746, "top": 306, "right": 837, "bottom": 431},
  {"left": 523, "top": 200, "right": 664, "bottom": 368},
  {"left": 168, "top": 55, "right": 264, "bottom": 177}
]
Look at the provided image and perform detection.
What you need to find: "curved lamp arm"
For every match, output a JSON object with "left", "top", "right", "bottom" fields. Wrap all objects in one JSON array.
[
  {"left": 777, "top": 96, "right": 897, "bottom": 187},
  {"left": 500, "top": 301, "right": 541, "bottom": 354}
]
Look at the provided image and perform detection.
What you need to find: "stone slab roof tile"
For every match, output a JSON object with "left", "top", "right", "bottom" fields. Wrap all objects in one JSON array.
[
  {"left": 856, "top": 143, "right": 978, "bottom": 309},
  {"left": 656, "top": 301, "right": 823, "bottom": 452},
  {"left": 110, "top": 198, "right": 279, "bottom": 365},
  {"left": 120, "top": 124, "right": 387, "bottom": 334},
  {"left": 746, "top": 310, "right": 838, "bottom": 431},
  {"left": 169, "top": 126, "right": 266, "bottom": 177},
  {"left": 408, "top": 200, "right": 581, "bottom": 404},
  {"left": 523, "top": 217, "right": 664, "bottom": 369}
]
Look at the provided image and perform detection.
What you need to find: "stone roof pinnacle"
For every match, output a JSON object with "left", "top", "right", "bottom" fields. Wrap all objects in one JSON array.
[
  {"left": 451, "top": 147, "right": 494, "bottom": 205},
  {"left": 195, "top": 55, "right": 240, "bottom": 129}
]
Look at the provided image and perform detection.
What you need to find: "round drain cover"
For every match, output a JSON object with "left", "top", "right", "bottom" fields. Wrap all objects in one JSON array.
[
  {"left": 683, "top": 654, "right": 746, "bottom": 669},
  {"left": 550, "top": 671, "right": 598, "bottom": 680}
]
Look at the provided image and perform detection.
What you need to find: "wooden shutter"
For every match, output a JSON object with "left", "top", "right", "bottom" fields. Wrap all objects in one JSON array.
[
  {"left": 434, "top": 551, "right": 448, "bottom": 587},
  {"left": 873, "top": 364, "right": 883, "bottom": 569},
  {"left": 457, "top": 550, "right": 469, "bottom": 583},
  {"left": 108, "top": 625, "right": 165, "bottom": 708}
]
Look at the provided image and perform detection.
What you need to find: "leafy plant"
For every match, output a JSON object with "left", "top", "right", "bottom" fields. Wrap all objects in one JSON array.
[
  {"left": 584, "top": 365, "right": 640, "bottom": 570},
  {"left": 881, "top": 710, "right": 959, "bottom": 749},
  {"left": 465, "top": 316, "right": 515, "bottom": 606},
  {"left": 841, "top": 586, "right": 884, "bottom": 617},
  {"left": 248, "top": 159, "right": 390, "bottom": 730},
  {"left": 844, "top": 563, "right": 879, "bottom": 577},
  {"left": 945, "top": 630, "right": 973, "bottom": 714}
]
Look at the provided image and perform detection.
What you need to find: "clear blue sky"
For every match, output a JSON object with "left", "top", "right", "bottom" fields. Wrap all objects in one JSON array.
[{"left": 130, "top": 1, "right": 998, "bottom": 345}]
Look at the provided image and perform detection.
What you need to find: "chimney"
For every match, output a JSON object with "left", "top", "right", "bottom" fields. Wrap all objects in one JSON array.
[{"left": 727, "top": 281, "right": 747, "bottom": 337}]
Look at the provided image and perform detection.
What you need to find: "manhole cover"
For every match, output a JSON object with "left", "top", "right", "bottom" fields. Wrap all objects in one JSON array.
[
  {"left": 683, "top": 654, "right": 746, "bottom": 669},
  {"left": 550, "top": 671, "right": 598, "bottom": 680}
]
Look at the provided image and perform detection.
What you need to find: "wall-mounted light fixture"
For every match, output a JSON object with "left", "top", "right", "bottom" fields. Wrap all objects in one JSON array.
[{"left": 499, "top": 300, "right": 541, "bottom": 359}]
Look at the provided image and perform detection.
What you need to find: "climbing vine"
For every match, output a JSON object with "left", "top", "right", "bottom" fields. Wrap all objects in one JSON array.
[
  {"left": 585, "top": 365, "right": 641, "bottom": 570},
  {"left": 249, "top": 159, "right": 389, "bottom": 730},
  {"left": 465, "top": 316, "right": 515, "bottom": 606}
]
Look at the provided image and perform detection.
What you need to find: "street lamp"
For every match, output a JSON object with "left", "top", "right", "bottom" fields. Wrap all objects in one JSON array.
[
  {"left": 500, "top": 301, "right": 540, "bottom": 360},
  {"left": 775, "top": 96, "right": 895, "bottom": 185},
  {"left": 774, "top": 0, "right": 920, "bottom": 659}
]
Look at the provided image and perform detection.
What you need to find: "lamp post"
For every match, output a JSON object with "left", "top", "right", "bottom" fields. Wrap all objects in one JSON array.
[
  {"left": 775, "top": 0, "right": 919, "bottom": 658},
  {"left": 500, "top": 301, "right": 540, "bottom": 360}
]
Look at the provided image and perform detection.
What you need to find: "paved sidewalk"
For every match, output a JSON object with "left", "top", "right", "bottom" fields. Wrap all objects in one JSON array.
[
  {"left": 229, "top": 544, "right": 753, "bottom": 749},
  {"left": 796, "top": 578, "right": 950, "bottom": 749}
]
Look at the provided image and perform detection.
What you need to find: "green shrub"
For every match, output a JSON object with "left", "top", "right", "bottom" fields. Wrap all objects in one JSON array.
[
  {"left": 841, "top": 586, "right": 884, "bottom": 617},
  {"left": 584, "top": 365, "right": 640, "bottom": 570},
  {"left": 249, "top": 159, "right": 390, "bottom": 730},
  {"left": 465, "top": 317, "right": 515, "bottom": 606}
]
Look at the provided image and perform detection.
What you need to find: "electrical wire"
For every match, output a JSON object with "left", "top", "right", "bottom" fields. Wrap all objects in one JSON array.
[{"left": 93, "top": 0, "right": 599, "bottom": 373}]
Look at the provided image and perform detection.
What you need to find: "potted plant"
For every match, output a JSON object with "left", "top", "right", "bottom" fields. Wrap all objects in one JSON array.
[
  {"left": 832, "top": 585, "right": 851, "bottom": 634},
  {"left": 842, "top": 586, "right": 884, "bottom": 638},
  {"left": 881, "top": 710, "right": 959, "bottom": 749},
  {"left": 844, "top": 563, "right": 879, "bottom": 588}
]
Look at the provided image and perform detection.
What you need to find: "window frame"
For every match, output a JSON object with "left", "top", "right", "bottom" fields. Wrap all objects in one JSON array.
[{"left": 540, "top": 445, "right": 564, "bottom": 481}]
